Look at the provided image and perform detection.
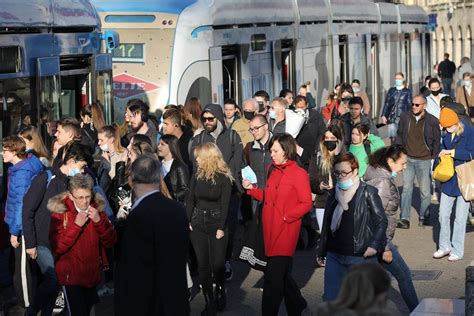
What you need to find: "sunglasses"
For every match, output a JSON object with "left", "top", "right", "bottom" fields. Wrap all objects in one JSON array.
[
  {"left": 341, "top": 97, "right": 351, "bottom": 102},
  {"left": 334, "top": 169, "right": 353, "bottom": 178},
  {"left": 412, "top": 103, "right": 425, "bottom": 107},
  {"left": 203, "top": 116, "right": 216, "bottom": 122}
]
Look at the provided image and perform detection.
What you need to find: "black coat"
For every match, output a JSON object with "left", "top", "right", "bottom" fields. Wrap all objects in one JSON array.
[
  {"left": 340, "top": 112, "right": 379, "bottom": 146},
  {"left": 163, "top": 160, "right": 190, "bottom": 204},
  {"left": 296, "top": 109, "right": 326, "bottom": 170},
  {"left": 115, "top": 192, "right": 190, "bottom": 316},
  {"left": 318, "top": 182, "right": 388, "bottom": 257}
]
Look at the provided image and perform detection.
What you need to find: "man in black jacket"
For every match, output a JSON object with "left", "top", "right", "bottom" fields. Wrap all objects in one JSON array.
[
  {"left": 115, "top": 155, "right": 190, "bottom": 316},
  {"left": 438, "top": 53, "right": 456, "bottom": 96},
  {"left": 341, "top": 97, "right": 379, "bottom": 147},
  {"left": 395, "top": 94, "right": 441, "bottom": 228},
  {"left": 162, "top": 108, "right": 193, "bottom": 171}
]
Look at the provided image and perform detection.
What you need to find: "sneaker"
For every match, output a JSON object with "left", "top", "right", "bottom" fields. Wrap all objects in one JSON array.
[
  {"left": 97, "top": 285, "right": 115, "bottom": 297},
  {"left": 224, "top": 261, "right": 233, "bottom": 281},
  {"left": 53, "top": 291, "right": 65, "bottom": 314},
  {"left": 433, "top": 249, "right": 451, "bottom": 259},
  {"left": 448, "top": 254, "right": 462, "bottom": 262},
  {"left": 431, "top": 192, "right": 438, "bottom": 202},
  {"left": 397, "top": 219, "right": 410, "bottom": 229}
]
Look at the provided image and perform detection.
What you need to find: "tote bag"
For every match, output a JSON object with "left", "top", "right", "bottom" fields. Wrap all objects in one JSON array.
[{"left": 455, "top": 159, "right": 474, "bottom": 201}]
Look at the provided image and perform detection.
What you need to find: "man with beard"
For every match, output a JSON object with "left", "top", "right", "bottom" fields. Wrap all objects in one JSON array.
[{"left": 128, "top": 100, "right": 158, "bottom": 149}]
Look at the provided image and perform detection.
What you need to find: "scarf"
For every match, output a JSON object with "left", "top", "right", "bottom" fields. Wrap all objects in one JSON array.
[
  {"left": 330, "top": 176, "right": 360, "bottom": 232},
  {"left": 210, "top": 120, "right": 224, "bottom": 140}
]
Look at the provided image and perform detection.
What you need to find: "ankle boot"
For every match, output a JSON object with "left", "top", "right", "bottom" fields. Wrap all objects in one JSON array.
[
  {"left": 201, "top": 287, "right": 217, "bottom": 316},
  {"left": 215, "top": 284, "right": 226, "bottom": 311}
]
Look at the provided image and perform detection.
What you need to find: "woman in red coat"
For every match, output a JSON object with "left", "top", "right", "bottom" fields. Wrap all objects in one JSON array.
[
  {"left": 243, "top": 134, "right": 313, "bottom": 316},
  {"left": 48, "top": 174, "right": 116, "bottom": 316}
]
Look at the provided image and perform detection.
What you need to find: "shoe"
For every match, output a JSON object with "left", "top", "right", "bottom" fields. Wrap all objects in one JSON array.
[
  {"left": 433, "top": 249, "right": 451, "bottom": 259},
  {"left": 97, "top": 284, "right": 114, "bottom": 297},
  {"left": 468, "top": 219, "right": 474, "bottom": 226},
  {"left": 448, "top": 254, "right": 462, "bottom": 262},
  {"left": 188, "top": 283, "right": 201, "bottom": 302},
  {"left": 201, "top": 287, "right": 217, "bottom": 316},
  {"left": 53, "top": 291, "right": 65, "bottom": 314},
  {"left": 397, "top": 219, "right": 410, "bottom": 229},
  {"left": 431, "top": 192, "right": 438, "bottom": 202},
  {"left": 224, "top": 261, "right": 233, "bottom": 281},
  {"left": 215, "top": 284, "right": 226, "bottom": 311},
  {"left": 418, "top": 220, "right": 424, "bottom": 227}
]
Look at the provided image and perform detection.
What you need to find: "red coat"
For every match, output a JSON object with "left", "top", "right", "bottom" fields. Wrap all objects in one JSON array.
[
  {"left": 247, "top": 160, "right": 312, "bottom": 257},
  {"left": 48, "top": 193, "right": 116, "bottom": 288}
]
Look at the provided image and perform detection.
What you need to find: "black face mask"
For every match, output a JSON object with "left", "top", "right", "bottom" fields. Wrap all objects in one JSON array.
[
  {"left": 431, "top": 89, "right": 442, "bottom": 96},
  {"left": 324, "top": 140, "right": 338, "bottom": 151},
  {"left": 243, "top": 111, "right": 255, "bottom": 121}
]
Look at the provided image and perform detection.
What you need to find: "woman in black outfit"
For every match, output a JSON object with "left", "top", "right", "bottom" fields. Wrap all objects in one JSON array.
[
  {"left": 186, "top": 142, "right": 233, "bottom": 316},
  {"left": 157, "top": 134, "right": 190, "bottom": 204}
]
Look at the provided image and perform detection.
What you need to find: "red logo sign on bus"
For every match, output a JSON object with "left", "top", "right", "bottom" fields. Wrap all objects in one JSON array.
[{"left": 113, "top": 73, "right": 159, "bottom": 100}]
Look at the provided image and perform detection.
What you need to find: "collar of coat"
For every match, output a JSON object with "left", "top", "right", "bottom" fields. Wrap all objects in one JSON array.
[{"left": 47, "top": 192, "right": 106, "bottom": 214}]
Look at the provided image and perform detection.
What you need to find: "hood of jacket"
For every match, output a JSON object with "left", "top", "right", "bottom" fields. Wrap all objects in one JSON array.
[
  {"left": 364, "top": 165, "right": 392, "bottom": 182},
  {"left": 201, "top": 104, "right": 225, "bottom": 128},
  {"left": 47, "top": 192, "right": 106, "bottom": 214}
]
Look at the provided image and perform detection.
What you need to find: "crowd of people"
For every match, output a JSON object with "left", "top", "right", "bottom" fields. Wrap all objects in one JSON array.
[{"left": 0, "top": 54, "right": 473, "bottom": 316}]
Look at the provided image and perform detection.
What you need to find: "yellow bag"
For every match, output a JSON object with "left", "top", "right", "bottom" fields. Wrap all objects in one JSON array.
[{"left": 433, "top": 155, "right": 455, "bottom": 182}]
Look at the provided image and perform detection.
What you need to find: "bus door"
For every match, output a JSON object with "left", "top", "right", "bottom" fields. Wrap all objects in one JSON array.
[
  {"left": 92, "top": 54, "right": 113, "bottom": 124},
  {"left": 209, "top": 46, "right": 224, "bottom": 105},
  {"left": 222, "top": 45, "right": 240, "bottom": 104}
]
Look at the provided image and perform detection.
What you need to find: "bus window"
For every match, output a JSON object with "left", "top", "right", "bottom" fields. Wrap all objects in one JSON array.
[{"left": 2, "top": 78, "right": 34, "bottom": 137}]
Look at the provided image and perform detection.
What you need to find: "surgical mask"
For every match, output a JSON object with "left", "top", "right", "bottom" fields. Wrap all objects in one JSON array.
[
  {"left": 352, "top": 87, "right": 360, "bottom": 94},
  {"left": 463, "top": 80, "right": 472, "bottom": 88},
  {"left": 68, "top": 167, "right": 81, "bottom": 177},
  {"left": 99, "top": 144, "right": 109, "bottom": 152},
  {"left": 431, "top": 89, "right": 442, "bottom": 96},
  {"left": 323, "top": 140, "right": 337, "bottom": 151},
  {"left": 391, "top": 171, "right": 398, "bottom": 178},
  {"left": 336, "top": 178, "right": 353, "bottom": 190},
  {"left": 269, "top": 110, "right": 277, "bottom": 120},
  {"left": 395, "top": 79, "right": 404, "bottom": 88},
  {"left": 243, "top": 111, "right": 255, "bottom": 121}
]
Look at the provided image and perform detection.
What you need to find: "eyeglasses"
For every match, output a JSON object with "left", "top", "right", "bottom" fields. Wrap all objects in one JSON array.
[
  {"left": 71, "top": 194, "right": 92, "bottom": 201},
  {"left": 341, "top": 97, "right": 351, "bottom": 103},
  {"left": 248, "top": 124, "right": 266, "bottom": 133},
  {"left": 203, "top": 116, "right": 216, "bottom": 122},
  {"left": 412, "top": 103, "right": 425, "bottom": 107},
  {"left": 334, "top": 169, "right": 353, "bottom": 178}
]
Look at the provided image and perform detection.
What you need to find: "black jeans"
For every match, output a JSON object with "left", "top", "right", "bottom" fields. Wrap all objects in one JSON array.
[
  {"left": 63, "top": 285, "right": 98, "bottom": 316},
  {"left": 13, "top": 237, "right": 36, "bottom": 308},
  {"left": 190, "top": 208, "right": 228, "bottom": 291},
  {"left": 262, "top": 256, "right": 306, "bottom": 316}
]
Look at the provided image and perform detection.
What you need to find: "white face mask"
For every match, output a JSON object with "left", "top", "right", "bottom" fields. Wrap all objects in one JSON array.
[
  {"left": 100, "top": 144, "right": 109, "bottom": 152},
  {"left": 463, "top": 80, "right": 472, "bottom": 88}
]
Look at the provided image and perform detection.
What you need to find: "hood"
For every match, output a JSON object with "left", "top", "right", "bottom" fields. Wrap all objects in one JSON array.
[
  {"left": 201, "top": 104, "right": 225, "bottom": 127},
  {"left": 9, "top": 154, "right": 43, "bottom": 174},
  {"left": 364, "top": 165, "right": 391, "bottom": 182},
  {"left": 48, "top": 192, "right": 106, "bottom": 214}
]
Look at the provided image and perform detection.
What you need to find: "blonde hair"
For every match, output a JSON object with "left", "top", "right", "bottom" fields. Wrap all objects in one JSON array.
[
  {"left": 18, "top": 126, "right": 49, "bottom": 159},
  {"left": 194, "top": 143, "right": 233, "bottom": 183},
  {"left": 454, "top": 121, "right": 464, "bottom": 137}
]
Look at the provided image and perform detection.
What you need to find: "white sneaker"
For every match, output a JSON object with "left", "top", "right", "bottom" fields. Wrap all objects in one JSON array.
[
  {"left": 433, "top": 249, "right": 450, "bottom": 259},
  {"left": 448, "top": 254, "right": 462, "bottom": 262}
]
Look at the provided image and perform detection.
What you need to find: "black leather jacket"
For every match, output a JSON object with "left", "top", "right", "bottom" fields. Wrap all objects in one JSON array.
[
  {"left": 318, "top": 182, "right": 388, "bottom": 257},
  {"left": 164, "top": 160, "right": 190, "bottom": 204}
]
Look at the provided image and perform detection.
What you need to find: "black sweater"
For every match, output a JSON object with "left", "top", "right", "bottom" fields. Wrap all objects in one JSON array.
[{"left": 186, "top": 173, "right": 232, "bottom": 230}]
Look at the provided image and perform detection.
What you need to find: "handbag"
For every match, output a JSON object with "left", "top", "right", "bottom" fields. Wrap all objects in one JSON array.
[
  {"left": 455, "top": 157, "right": 474, "bottom": 201},
  {"left": 433, "top": 155, "right": 455, "bottom": 182},
  {"left": 238, "top": 203, "right": 267, "bottom": 271}
]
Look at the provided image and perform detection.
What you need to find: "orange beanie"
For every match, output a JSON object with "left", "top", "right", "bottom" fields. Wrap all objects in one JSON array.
[{"left": 439, "top": 107, "right": 459, "bottom": 128}]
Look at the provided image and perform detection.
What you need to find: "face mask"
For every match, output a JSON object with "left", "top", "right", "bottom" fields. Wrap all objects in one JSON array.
[
  {"left": 391, "top": 171, "right": 398, "bottom": 178},
  {"left": 395, "top": 79, "right": 404, "bottom": 87},
  {"left": 68, "top": 167, "right": 81, "bottom": 177},
  {"left": 268, "top": 110, "right": 277, "bottom": 120},
  {"left": 100, "top": 144, "right": 109, "bottom": 152},
  {"left": 336, "top": 178, "right": 353, "bottom": 190},
  {"left": 244, "top": 111, "right": 255, "bottom": 121},
  {"left": 463, "top": 80, "right": 472, "bottom": 88},
  {"left": 352, "top": 87, "right": 360, "bottom": 94},
  {"left": 323, "top": 140, "right": 337, "bottom": 151},
  {"left": 431, "top": 89, "right": 442, "bottom": 96}
]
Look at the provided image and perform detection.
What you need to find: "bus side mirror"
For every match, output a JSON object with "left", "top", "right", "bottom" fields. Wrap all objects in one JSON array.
[{"left": 102, "top": 30, "right": 120, "bottom": 51}]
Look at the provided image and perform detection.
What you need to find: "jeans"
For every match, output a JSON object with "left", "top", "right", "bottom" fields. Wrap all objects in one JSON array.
[
  {"left": 400, "top": 157, "right": 432, "bottom": 221},
  {"left": 323, "top": 252, "right": 377, "bottom": 301},
  {"left": 442, "top": 78, "right": 453, "bottom": 96},
  {"left": 27, "top": 246, "right": 59, "bottom": 316},
  {"left": 190, "top": 208, "right": 228, "bottom": 291},
  {"left": 262, "top": 256, "right": 306, "bottom": 316},
  {"left": 381, "top": 243, "right": 419, "bottom": 312},
  {"left": 438, "top": 193, "right": 470, "bottom": 258}
]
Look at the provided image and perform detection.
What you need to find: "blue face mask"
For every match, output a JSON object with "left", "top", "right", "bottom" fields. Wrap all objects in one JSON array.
[
  {"left": 68, "top": 168, "right": 81, "bottom": 177},
  {"left": 336, "top": 178, "right": 353, "bottom": 190},
  {"left": 269, "top": 110, "right": 277, "bottom": 120},
  {"left": 391, "top": 171, "right": 398, "bottom": 178},
  {"left": 395, "top": 79, "right": 404, "bottom": 87}
]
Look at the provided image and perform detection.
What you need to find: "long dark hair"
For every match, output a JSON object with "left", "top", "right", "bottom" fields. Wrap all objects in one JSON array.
[
  {"left": 368, "top": 144, "right": 407, "bottom": 172},
  {"left": 159, "top": 134, "right": 185, "bottom": 165},
  {"left": 352, "top": 123, "right": 371, "bottom": 156}
]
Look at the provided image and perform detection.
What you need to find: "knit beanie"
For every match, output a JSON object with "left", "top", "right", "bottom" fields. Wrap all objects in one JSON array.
[{"left": 439, "top": 107, "right": 459, "bottom": 128}]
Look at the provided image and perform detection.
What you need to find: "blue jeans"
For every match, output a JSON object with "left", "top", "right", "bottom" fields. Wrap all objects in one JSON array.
[
  {"left": 27, "top": 246, "right": 59, "bottom": 316},
  {"left": 438, "top": 193, "right": 470, "bottom": 258},
  {"left": 442, "top": 78, "right": 453, "bottom": 96},
  {"left": 381, "top": 243, "right": 419, "bottom": 312},
  {"left": 400, "top": 157, "right": 432, "bottom": 221},
  {"left": 323, "top": 252, "right": 377, "bottom": 301}
]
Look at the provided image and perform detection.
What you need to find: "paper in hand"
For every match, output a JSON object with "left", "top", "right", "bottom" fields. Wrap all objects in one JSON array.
[{"left": 241, "top": 166, "right": 258, "bottom": 184}]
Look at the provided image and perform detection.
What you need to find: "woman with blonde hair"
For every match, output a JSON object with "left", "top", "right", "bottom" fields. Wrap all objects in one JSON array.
[
  {"left": 186, "top": 142, "right": 233, "bottom": 315},
  {"left": 183, "top": 97, "right": 203, "bottom": 133},
  {"left": 18, "top": 125, "right": 50, "bottom": 166},
  {"left": 97, "top": 125, "right": 127, "bottom": 180}
]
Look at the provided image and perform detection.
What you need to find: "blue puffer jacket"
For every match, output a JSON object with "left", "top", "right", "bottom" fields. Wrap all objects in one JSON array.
[
  {"left": 5, "top": 155, "right": 43, "bottom": 236},
  {"left": 440, "top": 123, "right": 474, "bottom": 197},
  {"left": 382, "top": 87, "right": 412, "bottom": 124}
]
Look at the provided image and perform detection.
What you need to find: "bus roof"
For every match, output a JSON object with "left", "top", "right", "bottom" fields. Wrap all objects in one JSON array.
[
  {"left": 91, "top": 0, "right": 197, "bottom": 14},
  {"left": 0, "top": 0, "right": 100, "bottom": 28}
]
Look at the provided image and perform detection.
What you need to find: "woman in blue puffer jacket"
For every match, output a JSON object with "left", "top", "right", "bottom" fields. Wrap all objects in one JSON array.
[{"left": 3, "top": 135, "right": 43, "bottom": 308}]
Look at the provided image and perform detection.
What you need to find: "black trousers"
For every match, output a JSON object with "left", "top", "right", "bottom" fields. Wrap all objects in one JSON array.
[
  {"left": 63, "top": 285, "right": 98, "bottom": 316},
  {"left": 13, "top": 236, "right": 36, "bottom": 308},
  {"left": 190, "top": 209, "right": 228, "bottom": 291},
  {"left": 262, "top": 256, "right": 306, "bottom": 316}
]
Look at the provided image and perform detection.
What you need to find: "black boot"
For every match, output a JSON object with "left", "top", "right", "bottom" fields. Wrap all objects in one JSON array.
[
  {"left": 201, "top": 287, "right": 217, "bottom": 316},
  {"left": 215, "top": 284, "right": 226, "bottom": 311}
]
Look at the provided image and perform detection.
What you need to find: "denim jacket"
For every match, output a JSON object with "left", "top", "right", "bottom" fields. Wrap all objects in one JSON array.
[{"left": 382, "top": 87, "right": 412, "bottom": 124}]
